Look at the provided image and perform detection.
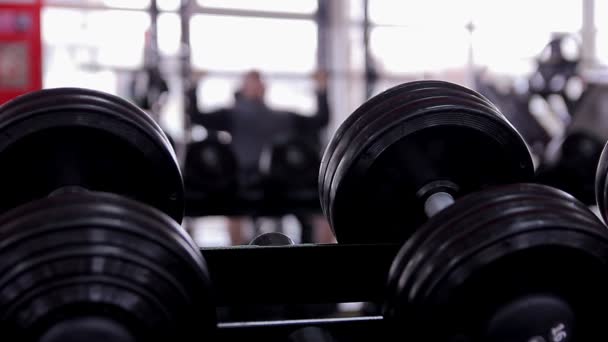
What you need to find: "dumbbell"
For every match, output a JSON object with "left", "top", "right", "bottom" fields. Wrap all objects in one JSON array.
[
  {"left": 322, "top": 80, "right": 608, "bottom": 341},
  {"left": 184, "top": 137, "right": 238, "bottom": 195},
  {"left": 260, "top": 138, "right": 320, "bottom": 194},
  {"left": 0, "top": 88, "right": 215, "bottom": 341},
  {"left": 288, "top": 327, "right": 335, "bottom": 342},
  {"left": 0, "top": 88, "right": 183, "bottom": 221},
  {"left": 319, "top": 80, "right": 534, "bottom": 243},
  {"left": 536, "top": 131, "right": 603, "bottom": 205}
]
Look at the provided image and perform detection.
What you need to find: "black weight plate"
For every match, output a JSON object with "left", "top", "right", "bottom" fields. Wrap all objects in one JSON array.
[
  {"left": 2, "top": 276, "right": 171, "bottom": 341},
  {"left": 0, "top": 192, "right": 215, "bottom": 341},
  {"left": 261, "top": 138, "right": 320, "bottom": 192},
  {"left": 384, "top": 184, "right": 596, "bottom": 314},
  {"left": 0, "top": 191, "right": 204, "bottom": 276},
  {"left": 327, "top": 92, "right": 533, "bottom": 243},
  {"left": 386, "top": 189, "right": 598, "bottom": 319},
  {"left": 0, "top": 206, "right": 205, "bottom": 301},
  {"left": 322, "top": 84, "right": 503, "bottom": 223},
  {"left": 407, "top": 195, "right": 600, "bottom": 305},
  {"left": 421, "top": 226, "right": 608, "bottom": 342},
  {"left": 0, "top": 88, "right": 184, "bottom": 222},
  {"left": 326, "top": 87, "right": 513, "bottom": 224},
  {"left": 595, "top": 140, "right": 608, "bottom": 222},
  {"left": 319, "top": 81, "right": 456, "bottom": 211},
  {"left": 325, "top": 84, "right": 525, "bottom": 234},
  {"left": 320, "top": 81, "right": 500, "bottom": 218},
  {"left": 395, "top": 229, "right": 608, "bottom": 341},
  {"left": 184, "top": 139, "right": 238, "bottom": 194},
  {"left": 420, "top": 213, "right": 607, "bottom": 306},
  {"left": 403, "top": 184, "right": 598, "bottom": 291},
  {"left": 536, "top": 132, "right": 603, "bottom": 205},
  {"left": 388, "top": 191, "right": 608, "bottom": 340},
  {"left": 0, "top": 247, "right": 193, "bottom": 312},
  {"left": 0, "top": 201, "right": 211, "bottom": 323},
  {"left": 319, "top": 80, "right": 498, "bottom": 217}
]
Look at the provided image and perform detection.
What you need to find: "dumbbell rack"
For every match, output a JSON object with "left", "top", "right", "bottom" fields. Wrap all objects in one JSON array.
[
  {"left": 204, "top": 243, "right": 398, "bottom": 342},
  {"left": 6, "top": 82, "right": 608, "bottom": 340}
]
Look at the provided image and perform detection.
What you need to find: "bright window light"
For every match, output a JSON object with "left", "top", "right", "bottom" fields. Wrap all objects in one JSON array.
[
  {"left": 370, "top": 26, "right": 469, "bottom": 74},
  {"left": 190, "top": 15, "right": 317, "bottom": 73},
  {"left": 197, "top": 0, "right": 317, "bottom": 14}
]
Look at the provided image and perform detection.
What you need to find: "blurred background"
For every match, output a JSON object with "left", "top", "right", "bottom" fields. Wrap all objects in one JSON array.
[{"left": 1, "top": 0, "right": 606, "bottom": 247}]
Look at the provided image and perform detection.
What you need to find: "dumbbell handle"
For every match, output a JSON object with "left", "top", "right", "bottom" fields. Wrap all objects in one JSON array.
[{"left": 424, "top": 191, "right": 455, "bottom": 217}]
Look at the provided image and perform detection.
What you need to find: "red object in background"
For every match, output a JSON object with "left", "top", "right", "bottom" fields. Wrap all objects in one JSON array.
[{"left": 0, "top": 0, "right": 41, "bottom": 104}]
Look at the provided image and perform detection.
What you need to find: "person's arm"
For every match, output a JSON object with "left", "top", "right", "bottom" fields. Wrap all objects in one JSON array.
[
  {"left": 292, "top": 70, "right": 331, "bottom": 130},
  {"left": 185, "top": 73, "right": 232, "bottom": 131}
]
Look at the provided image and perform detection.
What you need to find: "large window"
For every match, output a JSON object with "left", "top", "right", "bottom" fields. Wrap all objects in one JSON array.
[
  {"left": 364, "top": 0, "right": 582, "bottom": 81},
  {"left": 595, "top": 0, "right": 608, "bottom": 65},
  {"left": 196, "top": 0, "right": 317, "bottom": 14},
  {"left": 190, "top": 15, "right": 316, "bottom": 73},
  {"left": 190, "top": 14, "right": 318, "bottom": 113},
  {"left": 472, "top": 0, "right": 581, "bottom": 75},
  {"left": 42, "top": 7, "right": 181, "bottom": 89},
  {"left": 44, "top": 0, "right": 179, "bottom": 11}
]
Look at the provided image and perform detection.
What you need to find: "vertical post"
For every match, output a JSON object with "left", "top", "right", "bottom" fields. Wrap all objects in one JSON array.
[
  {"left": 325, "top": 0, "right": 360, "bottom": 135},
  {"left": 316, "top": 0, "right": 330, "bottom": 71},
  {"left": 179, "top": 0, "right": 192, "bottom": 130},
  {"left": 465, "top": 21, "right": 476, "bottom": 89},
  {"left": 362, "top": 0, "right": 375, "bottom": 98},
  {"left": 581, "top": 0, "right": 597, "bottom": 68},
  {"left": 148, "top": 0, "right": 160, "bottom": 67}
]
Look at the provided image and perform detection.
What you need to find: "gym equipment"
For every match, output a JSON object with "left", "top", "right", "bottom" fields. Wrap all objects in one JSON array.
[
  {"left": 0, "top": 192, "right": 215, "bottom": 342},
  {"left": 322, "top": 80, "right": 608, "bottom": 341},
  {"left": 260, "top": 138, "right": 320, "bottom": 194},
  {"left": 529, "top": 35, "right": 585, "bottom": 116},
  {"left": 536, "top": 131, "right": 603, "bottom": 205},
  {"left": 223, "top": 232, "right": 296, "bottom": 322},
  {"left": 386, "top": 183, "right": 608, "bottom": 341},
  {"left": 288, "top": 327, "right": 335, "bottom": 342},
  {"left": 595, "top": 138, "right": 608, "bottom": 221},
  {"left": 184, "top": 137, "right": 238, "bottom": 195},
  {"left": 0, "top": 87, "right": 183, "bottom": 222},
  {"left": 319, "top": 80, "right": 534, "bottom": 243},
  {"left": 0, "top": 88, "right": 215, "bottom": 341},
  {"left": 250, "top": 232, "right": 295, "bottom": 246}
]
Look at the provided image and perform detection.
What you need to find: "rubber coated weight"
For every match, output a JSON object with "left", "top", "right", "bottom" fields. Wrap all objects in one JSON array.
[
  {"left": 325, "top": 86, "right": 524, "bottom": 233},
  {"left": 387, "top": 184, "right": 608, "bottom": 341},
  {"left": 384, "top": 183, "right": 597, "bottom": 311},
  {"left": 184, "top": 139, "right": 238, "bottom": 195},
  {"left": 260, "top": 138, "right": 320, "bottom": 193},
  {"left": 595, "top": 139, "right": 608, "bottom": 223},
  {"left": 319, "top": 81, "right": 500, "bottom": 220},
  {"left": 318, "top": 80, "right": 499, "bottom": 216},
  {"left": 536, "top": 132, "right": 603, "bottom": 205},
  {"left": 321, "top": 80, "right": 534, "bottom": 243},
  {"left": 321, "top": 84, "right": 503, "bottom": 224},
  {"left": 0, "top": 88, "right": 184, "bottom": 222},
  {"left": 0, "top": 191, "right": 215, "bottom": 342}
]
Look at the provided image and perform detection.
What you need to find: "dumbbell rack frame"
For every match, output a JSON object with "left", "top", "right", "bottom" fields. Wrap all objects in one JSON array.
[{"left": 201, "top": 243, "right": 400, "bottom": 341}]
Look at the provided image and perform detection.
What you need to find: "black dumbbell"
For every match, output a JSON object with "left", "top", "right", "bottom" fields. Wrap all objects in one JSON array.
[
  {"left": 260, "top": 138, "right": 320, "bottom": 194},
  {"left": 0, "top": 89, "right": 216, "bottom": 341},
  {"left": 288, "top": 327, "right": 335, "bottom": 342},
  {"left": 323, "top": 80, "right": 608, "bottom": 341},
  {"left": 594, "top": 139, "right": 608, "bottom": 221},
  {"left": 319, "top": 80, "right": 534, "bottom": 243},
  {"left": 0, "top": 88, "right": 183, "bottom": 221},
  {"left": 536, "top": 131, "right": 603, "bottom": 205},
  {"left": 184, "top": 137, "right": 238, "bottom": 195},
  {"left": 250, "top": 232, "right": 295, "bottom": 246}
]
